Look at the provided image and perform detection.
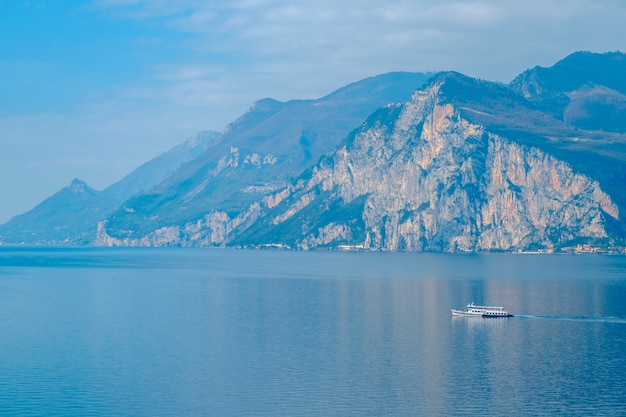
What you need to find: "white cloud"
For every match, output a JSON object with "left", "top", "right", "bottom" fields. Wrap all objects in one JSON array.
[{"left": 89, "top": 0, "right": 626, "bottom": 83}]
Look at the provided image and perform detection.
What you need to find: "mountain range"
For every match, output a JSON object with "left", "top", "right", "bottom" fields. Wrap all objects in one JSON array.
[
  {"left": 0, "top": 131, "right": 220, "bottom": 244},
  {"left": 2, "top": 51, "right": 626, "bottom": 252}
]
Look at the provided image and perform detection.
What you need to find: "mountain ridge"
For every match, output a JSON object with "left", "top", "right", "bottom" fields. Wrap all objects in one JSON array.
[
  {"left": 96, "top": 54, "right": 626, "bottom": 251},
  {"left": 3, "top": 52, "right": 626, "bottom": 252},
  {"left": 0, "top": 131, "right": 219, "bottom": 244}
]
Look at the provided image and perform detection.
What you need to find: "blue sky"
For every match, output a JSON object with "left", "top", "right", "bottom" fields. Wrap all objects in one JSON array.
[{"left": 1, "top": 0, "right": 626, "bottom": 224}]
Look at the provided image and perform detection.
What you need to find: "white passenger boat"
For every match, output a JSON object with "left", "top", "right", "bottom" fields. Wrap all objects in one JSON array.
[{"left": 451, "top": 302, "right": 513, "bottom": 317}]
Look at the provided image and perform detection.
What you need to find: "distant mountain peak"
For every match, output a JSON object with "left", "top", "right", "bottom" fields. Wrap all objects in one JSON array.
[
  {"left": 510, "top": 50, "right": 626, "bottom": 96},
  {"left": 555, "top": 50, "right": 626, "bottom": 68},
  {"left": 509, "top": 50, "right": 626, "bottom": 132},
  {"left": 322, "top": 71, "right": 436, "bottom": 104},
  {"left": 68, "top": 178, "right": 95, "bottom": 194},
  {"left": 222, "top": 98, "right": 288, "bottom": 136},
  {"left": 252, "top": 97, "right": 285, "bottom": 108}
]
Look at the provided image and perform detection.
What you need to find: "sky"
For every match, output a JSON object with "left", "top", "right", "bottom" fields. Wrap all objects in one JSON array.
[{"left": 1, "top": 0, "right": 626, "bottom": 224}]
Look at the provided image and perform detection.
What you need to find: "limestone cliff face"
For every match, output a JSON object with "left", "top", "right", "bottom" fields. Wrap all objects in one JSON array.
[
  {"left": 97, "top": 203, "right": 264, "bottom": 247},
  {"left": 96, "top": 77, "right": 622, "bottom": 251},
  {"left": 232, "top": 80, "right": 620, "bottom": 251}
]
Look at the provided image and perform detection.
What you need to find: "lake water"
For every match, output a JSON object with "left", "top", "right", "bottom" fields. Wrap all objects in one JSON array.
[{"left": 1, "top": 248, "right": 625, "bottom": 416}]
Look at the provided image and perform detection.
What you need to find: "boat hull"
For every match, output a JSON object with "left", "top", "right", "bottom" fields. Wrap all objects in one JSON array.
[
  {"left": 451, "top": 309, "right": 482, "bottom": 317},
  {"left": 451, "top": 303, "right": 513, "bottom": 318},
  {"left": 451, "top": 309, "right": 513, "bottom": 317}
]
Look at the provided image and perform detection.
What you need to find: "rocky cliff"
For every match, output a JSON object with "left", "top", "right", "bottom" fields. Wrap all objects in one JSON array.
[{"left": 97, "top": 71, "right": 626, "bottom": 251}]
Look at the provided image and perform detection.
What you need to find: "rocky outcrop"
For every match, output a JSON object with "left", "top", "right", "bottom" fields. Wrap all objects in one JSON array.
[
  {"left": 97, "top": 202, "right": 265, "bottom": 247},
  {"left": 234, "top": 79, "right": 620, "bottom": 251}
]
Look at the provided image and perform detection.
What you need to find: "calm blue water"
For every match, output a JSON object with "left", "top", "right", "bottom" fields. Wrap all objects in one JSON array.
[{"left": 1, "top": 248, "right": 626, "bottom": 416}]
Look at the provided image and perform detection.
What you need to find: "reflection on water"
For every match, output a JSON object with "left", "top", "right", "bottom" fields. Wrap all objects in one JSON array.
[
  {"left": 0, "top": 248, "right": 625, "bottom": 416},
  {"left": 451, "top": 315, "right": 511, "bottom": 328}
]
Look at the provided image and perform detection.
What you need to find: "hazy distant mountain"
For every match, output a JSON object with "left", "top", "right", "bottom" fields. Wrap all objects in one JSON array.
[
  {"left": 1, "top": 73, "right": 431, "bottom": 246},
  {"left": 96, "top": 52, "right": 626, "bottom": 252},
  {"left": 0, "top": 131, "right": 219, "bottom": 245},
  {"left": 102, "top": 131, "right": 221, "bottom": 203}
]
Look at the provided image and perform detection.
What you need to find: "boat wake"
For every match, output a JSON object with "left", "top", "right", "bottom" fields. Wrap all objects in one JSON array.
[{"left": 516, "top": 315, "right": 626, "bottom": 324}]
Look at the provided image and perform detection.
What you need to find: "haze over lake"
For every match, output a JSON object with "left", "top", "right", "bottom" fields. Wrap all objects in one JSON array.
[{"left": 1, "top": 248, "right": 625, "bottom": 416}]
